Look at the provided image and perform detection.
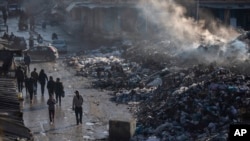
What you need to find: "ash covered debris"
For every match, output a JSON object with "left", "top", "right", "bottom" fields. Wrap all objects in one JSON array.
[
  {"left": 60, "top": 1, "right": 250, "bottom": 139},
  {"left": 131, "top": 65, "right": 250, "bottom": 140},
  {"left": 62, "top": 32, "right": 250, "bottom": 140}
]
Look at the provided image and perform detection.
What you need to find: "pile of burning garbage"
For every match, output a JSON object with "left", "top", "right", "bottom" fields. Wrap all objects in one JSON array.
[{"left": 64, "top": 36, "right": 250, "bottom": 140}]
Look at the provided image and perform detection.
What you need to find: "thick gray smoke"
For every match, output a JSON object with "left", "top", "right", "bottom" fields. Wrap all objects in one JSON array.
[{"left": 137, "top": 0, "right": 248, "bottom": 66}]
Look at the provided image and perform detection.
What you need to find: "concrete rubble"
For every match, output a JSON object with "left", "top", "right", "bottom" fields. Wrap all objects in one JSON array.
[{"left": 62, "top": 36, "right": 250, "bottom": 140}]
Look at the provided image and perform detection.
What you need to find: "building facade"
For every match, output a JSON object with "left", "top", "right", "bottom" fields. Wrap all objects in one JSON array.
[
  {"left": 199, "top": 0, "right": 250, "bottom": 30},
  {"left": 64, "top": 0, "right": 250, "bottom": 40}
]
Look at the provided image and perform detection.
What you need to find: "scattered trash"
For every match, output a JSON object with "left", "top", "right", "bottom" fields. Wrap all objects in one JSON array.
[{"left": 64, "top": 39, "right": 250, "bottom": 140}]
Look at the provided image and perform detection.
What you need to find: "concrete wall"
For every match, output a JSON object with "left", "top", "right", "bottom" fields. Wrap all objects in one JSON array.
[{"left": 65, "top": 3, "right": 153, "bottom": 40}]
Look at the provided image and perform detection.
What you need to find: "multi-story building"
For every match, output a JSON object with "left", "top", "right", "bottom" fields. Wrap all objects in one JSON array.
[
  {"left": 199, "top": 0, "right": 250, "bottom": 30},
  {"left": 63, "top": 0, "right": 250, "bottom": 40}
]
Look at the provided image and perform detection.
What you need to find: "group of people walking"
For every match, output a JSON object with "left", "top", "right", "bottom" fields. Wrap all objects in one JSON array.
[
  {"left": 15, "top": 65, "right": 84, "bottom": 125},
  {"left": 15, "top": 67, "right": 65, "bottom": 104}
]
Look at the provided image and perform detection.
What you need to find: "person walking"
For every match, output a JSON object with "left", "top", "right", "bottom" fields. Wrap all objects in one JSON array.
[
  {"left": 54, "top": 78, "right": 64, "bottom": 106},
  {"left": 15, "top": 66, "right": 25, "bottom": 92},
  {"left": 24, "top": 75, "right": 29, "bottom": 96},
  {"left": 72, "top": 90, "right": 83, "bottom": 125},
  {"left": 38, "top": 69, "right": 48, "bottom": 95},
  {"left": 47, "top": 76, "right": 55, "bottom": 96},
  {"left": 24, "top": 52, "right": 31, "bottom": 72},
  {"left": 52, "top": 33, "right": 58, "bottom": 40},
  {"left": 29, "top": 16, "right": 35, "bottom": 31},
  {"left": 2, "top": 9, "right": 7, "bottom": 25},
  {"left": 26, "top": 76, "right": 35, "bottom": 103},
  {"left": 31, "top": 68, "right": 39, "bottom": 95},
  {"left": 37, "top": 34, "right": 43, "bottom": 44},
  {"left": 42, "top": 21, "right": 46, "bottom": 31},
  {"left": 29, "top": 34, "right": 34, "bottom": 48},
  {"left": 47, "top": 94, "right": 56, "bottom": 124}
]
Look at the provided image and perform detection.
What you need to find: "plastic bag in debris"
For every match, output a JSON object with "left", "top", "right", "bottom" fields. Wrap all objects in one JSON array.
[{"left": 147, "top": 77, "right": 162, "bottom": 87}]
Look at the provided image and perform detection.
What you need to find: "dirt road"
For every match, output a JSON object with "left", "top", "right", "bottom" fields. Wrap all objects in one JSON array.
[{"left": 22, "top": 59, "right": 133, "bottom": 141}]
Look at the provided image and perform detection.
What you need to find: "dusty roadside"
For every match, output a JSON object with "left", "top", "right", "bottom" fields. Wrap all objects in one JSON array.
[{"left": 22, "top": 58, "right": 133, "bottom": 141}]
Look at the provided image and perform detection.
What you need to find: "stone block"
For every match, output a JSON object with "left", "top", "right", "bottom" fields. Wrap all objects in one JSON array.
[{"left": 109, "top": 119, "right": 136, "bottom": 141}]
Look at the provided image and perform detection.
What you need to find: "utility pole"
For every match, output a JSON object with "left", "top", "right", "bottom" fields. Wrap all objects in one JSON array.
[{"left": 196, "top": 0, "right": 199, "bottom": 21}]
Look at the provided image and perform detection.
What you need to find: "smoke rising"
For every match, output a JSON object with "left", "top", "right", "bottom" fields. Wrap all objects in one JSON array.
[{"left": 137, "top": 0, "right": 247, "bottom": 66}]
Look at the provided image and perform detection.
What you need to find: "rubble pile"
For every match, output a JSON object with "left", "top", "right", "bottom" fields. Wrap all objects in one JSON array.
[
  {"left": 131, "top": 65, "right": 250, "bottom": 140},
  {"left": 64, "top": 46, "right": 168, "bottom": 92},
  {"left": 64, "top": 39, "right": 250, "bottom": 140}
]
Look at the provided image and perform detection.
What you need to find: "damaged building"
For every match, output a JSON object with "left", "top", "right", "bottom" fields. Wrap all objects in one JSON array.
[
  {"left": 198, "top": 0, "right": 250, "bottom": 30},
  {"left": 49, "top": 0, "right": 250, "bottom": 42}
]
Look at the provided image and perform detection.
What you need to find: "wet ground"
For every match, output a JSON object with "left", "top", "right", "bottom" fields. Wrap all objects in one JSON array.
[{"left": 6, "top": 17, "right": 133, "bottom": 140}]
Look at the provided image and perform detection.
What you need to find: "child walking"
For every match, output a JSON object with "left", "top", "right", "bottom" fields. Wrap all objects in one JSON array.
[{"left": 47, "top": 94, "right": 56, "bottom": 124}]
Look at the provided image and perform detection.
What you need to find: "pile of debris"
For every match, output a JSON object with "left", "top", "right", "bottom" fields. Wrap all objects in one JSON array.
[
  {"left": 64, "top": 39, "right": 250, "bottom": 140},
  {"left": 64, "top": 45, "right": 164, "bottom": 91},
  {"left": 130, "top": 65, "right": 250, "bottom": 140}
]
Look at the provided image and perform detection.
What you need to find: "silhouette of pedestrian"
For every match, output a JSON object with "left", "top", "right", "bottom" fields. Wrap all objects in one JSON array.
[
  {"left": 29, "top": 16, "right": 35, "bottom": 31},
  {"left": 24, "top": 52, "right": 31, "bottom": 72},
  {"left": 24, "top": 75, "right": 29, "bottom": 96},
  {"left": 42, "top": 21, "right": 46, "bottom": 31},
  {"left": 47, "top": 76, "right": 55, "bottom": 96},
  {"left": 26, "top": 77, "right": 35, "bottom": 103},
  {"left": 47, "top": 94, "right": 56, "bottom": 124},
  {"left": 52, "top": 33, "right": 58, "bottom": 40},
  {"left": 38, "top": 69, "right": 48, "bottom": 95},
  {"left": 54, "top": 78, "right": 64, "bottom": 106},
  {"left": 31, "top": 68, "right": 38, "bottom": 95},
  {"left": 29, "top": 35, "right": 34, "bottom": 48},
  {"left": 2, "top": 32, "right": 9, "bottom": 40},
  {"left": 2, "top": 9, "right": 7, "bottom": 25},
  {"left": 72, "top": 90, "right": 83, "bottom": 125},
  {"left": 37, "top": 34, "right": 43, "bottom": 44},
  {"left": 15, "top": 66, "right": 24, "bottom": 92}
]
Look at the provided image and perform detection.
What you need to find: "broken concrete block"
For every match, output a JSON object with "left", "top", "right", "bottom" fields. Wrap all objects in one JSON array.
[{"left": 109, "top": 119, "right": 136, "bottom": 141}]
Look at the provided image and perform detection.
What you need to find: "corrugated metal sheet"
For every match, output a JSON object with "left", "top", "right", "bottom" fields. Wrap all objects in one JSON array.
[{"left": 0, "top": 78, "right": 33, "bottom": 141}]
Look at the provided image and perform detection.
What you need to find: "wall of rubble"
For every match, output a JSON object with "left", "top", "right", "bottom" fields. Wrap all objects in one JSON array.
[{"left": 63, "top": 39, "right": 250, "bottom": 140}]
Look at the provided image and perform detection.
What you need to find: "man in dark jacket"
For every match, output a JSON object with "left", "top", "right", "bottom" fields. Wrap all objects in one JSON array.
[
  {"left": 54, "top": 78, "right": 64, "bottom": 106},
  {"left": 26, "top": 77, "right": 34, "bottom": 103},
  {"left": 47, "top": 76, "right": 55, "bottom": 96},
  {"left": 38, "top": 69, "right": 48, "bottom": 95},
  {"left": 15, "top": 66, "right": 24, "bottom": 92},
  {"left": 31, "top": 68, "right": 38, "bottom": 95},
  {"left": 72, "top": 90, "right": 83, "bottom": 125}
]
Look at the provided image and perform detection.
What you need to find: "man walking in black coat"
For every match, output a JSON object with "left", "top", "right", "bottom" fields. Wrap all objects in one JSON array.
[
  {"left": 54, "top": 78, "right": 64, "bottom": 106},
  {"left": 31, "top": 68, "right": 38, "bottom": 95},
  {"left": 15, "top": 66, "right": 25, "bottom": 92},
  {"left": 26, "top": 77, "right": 35, "bottom": 103},
  {"left": 38, "top": 69, "right": 48, "bottom": 95},
  {"left": 47, "top": 76, "right": 55, "bottom": 96}
]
